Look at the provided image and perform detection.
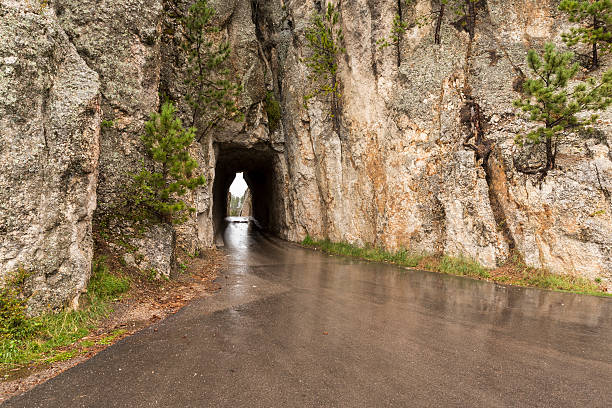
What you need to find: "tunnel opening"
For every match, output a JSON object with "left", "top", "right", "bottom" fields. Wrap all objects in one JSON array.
[
  {"left": 212, "top": 144, "right": 284, "bottom": 244},
  {"left": 228, "top": 172, "right": 249, "bottom": 217}
]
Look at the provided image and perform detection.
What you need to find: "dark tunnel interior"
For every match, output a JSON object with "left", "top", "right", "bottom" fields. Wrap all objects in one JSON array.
[{"left": 212, "top": 144, "right": 282, "bottom": 243}]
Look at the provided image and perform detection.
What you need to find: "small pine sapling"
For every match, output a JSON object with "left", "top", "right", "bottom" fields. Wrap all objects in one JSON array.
[
  {"left": 513, "top": 43, "right": 612, "bottom": 178},
  {"left": 377, "top": 6, "right": 409, "bottom": 50},
  {"left": 559, "top": 0, "right": 612, "bottom": 68},
  {"left": 303, "top": 2, "right": 346, "bottom": 121},
  {"left": 182, "top": 0, "right": 243, "bottom": 139},
  {"left": 381, "top": 0, "right": 479, "bottom": 47},
  {"left": 133, "top": 101, "right": 206, "bottom": 224}
]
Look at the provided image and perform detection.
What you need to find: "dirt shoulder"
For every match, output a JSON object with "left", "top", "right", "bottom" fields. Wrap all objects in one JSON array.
[{"left": 0, "top": 248, "right": 225, "bottom": 403}]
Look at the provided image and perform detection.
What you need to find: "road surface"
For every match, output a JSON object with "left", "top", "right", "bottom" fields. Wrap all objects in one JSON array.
[{"left": 3, "top": 218, "right": 612, "bottom": 407}]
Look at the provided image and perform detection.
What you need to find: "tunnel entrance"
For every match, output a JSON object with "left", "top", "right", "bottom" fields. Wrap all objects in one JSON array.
[
  {"left": 212, "top": 144, "right": 285, "bottom": 244},
  {"left": 228, "top": 173, "right": 249, "bottom": 217}
]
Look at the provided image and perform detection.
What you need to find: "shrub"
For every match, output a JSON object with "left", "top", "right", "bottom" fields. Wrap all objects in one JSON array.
[
  {"left": 265, "top": 92, "right": 281, "bottom": 132},
  {"left": 0, "top": 288, "right": 38, "bottom": 341}
]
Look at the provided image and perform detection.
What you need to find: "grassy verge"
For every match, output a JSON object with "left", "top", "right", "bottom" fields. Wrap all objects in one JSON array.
[
  {"left": 0, "top": 257, "right": 131, "bottom": 374},
  {"left": 302, "top": 236, "right": 611, "bottom": 297}
]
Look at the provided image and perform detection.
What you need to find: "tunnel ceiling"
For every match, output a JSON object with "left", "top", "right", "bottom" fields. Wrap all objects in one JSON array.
[{"left": 216, "top": 144, "right": 276, "bottom": 173}]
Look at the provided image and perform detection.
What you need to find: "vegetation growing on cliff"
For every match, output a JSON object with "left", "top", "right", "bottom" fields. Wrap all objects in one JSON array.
[
  {"left": 265, "top": 91, "right": 281, "bottom": 132},
  {"left": 132, "top": 101, "right": 206, "bottom": 225},
  {"left": 128, "top": 0, "right": 245, "bottom": 227},
  {"left": 378, "top": 0, "right": 481, "bottom": 50},
  {"left": 181, "top": 0, "right": 243, "bottom": 138},
  {"left": 559, "top": 0, "right": 612, "bottom": 68},
  {"left": 302, "top": 237, "right": 611, "bottom": 296},
  {"left": 377, "top": 5, "right": 409, "bottom": 51},
  {"left": 513, "top": 43, "right": 612, "bottom": 178},
  {"left": 304, "top": 2, "right": 345, "bottom": 121}
]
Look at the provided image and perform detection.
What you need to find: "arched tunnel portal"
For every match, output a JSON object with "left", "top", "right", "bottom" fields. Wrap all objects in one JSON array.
[{"left": 212, "top": 143, "right": 287, "bottom": 243}]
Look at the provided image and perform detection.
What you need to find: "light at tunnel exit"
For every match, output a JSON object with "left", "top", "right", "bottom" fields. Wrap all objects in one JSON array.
[{"left": 230, "top": 173, "right": 248, "bottom": 197}]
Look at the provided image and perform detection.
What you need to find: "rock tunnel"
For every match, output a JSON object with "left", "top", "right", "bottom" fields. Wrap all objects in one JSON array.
[{"left": 212, "top": 143, "right": 287, "bottom": 243}]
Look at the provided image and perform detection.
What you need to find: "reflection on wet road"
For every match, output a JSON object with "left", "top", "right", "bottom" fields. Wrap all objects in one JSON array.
[{"left": 5, "top": 218, "right": 612, "bottom": 407}]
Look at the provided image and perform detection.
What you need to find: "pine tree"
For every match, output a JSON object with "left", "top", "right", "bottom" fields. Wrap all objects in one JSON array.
[
  {"left": 378, "top": 0, "right": 479, "bottom": 49},
  {"left": 182, "top": 0, "right": 243, "bottom": 138},
  {"left": 559, "top": 0, "right": 612, "bottom": 68},
  {"left": 304, "top": 2, "right": 345, "bottom": 121},
  {"left": 133, "top": 101, "right": 206, "bottom": 224},
  {"left": 377, "top": 9, "right": 409, "bottom": 50},
  {"left": 513, "top": 43, "right": 612, "bottom": 177}
]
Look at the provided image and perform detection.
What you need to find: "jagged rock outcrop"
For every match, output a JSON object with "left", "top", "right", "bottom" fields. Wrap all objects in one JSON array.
[
  {"left": 240, "top": 190, "right": 252, "bottom": 217},
  {"left": 1, "top": 0, "right": 610, "bottom": 313},
  {"left": 0, "top": 2, "right": 101, "bottom": 313},
  {"left": 53, "top": 0, "right": 176, "bottom": 279},
  {"left": 273, "top": 0, "right": 612, "bottom": 283}
]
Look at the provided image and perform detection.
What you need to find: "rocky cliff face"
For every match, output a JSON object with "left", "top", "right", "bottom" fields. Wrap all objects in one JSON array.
[
  {"left": 271, "top": 0, "right": 612, "bottom": 282},
  {"left": 0, "top": 2, "right": 100, "bottom": 313},
  {"left": 1, "top": 0, "right": 610, "bottom": 312}
]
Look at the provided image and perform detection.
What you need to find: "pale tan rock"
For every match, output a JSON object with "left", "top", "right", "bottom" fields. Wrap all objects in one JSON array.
[{"left": 0, "top": 2, "right": 101, "bottom": 313}]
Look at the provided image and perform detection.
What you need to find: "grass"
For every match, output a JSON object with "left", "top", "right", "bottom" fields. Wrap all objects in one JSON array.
[
  {"left": 302, "top": 236, "right": 610, "bottom": 297},
  {"left": 504, "top": 267, "right": 607, "bottom": 296},
  {"left": 302, "top": 236, "right": 423, "bottom": 267},
  {"left": 0, "top": 257, "right": 131, "bottom": 373},
  {"left": 98, "top": 329, "right": 127, "bottom": 346},
  {"left": 437, "top": 256, "right": 491, "bottom": 279},
  {"left": 88, "top": 257, "right": 131, "bottom": 300},
  {"left": 0, "top": 298, "right": 110, "bottom": 370}
]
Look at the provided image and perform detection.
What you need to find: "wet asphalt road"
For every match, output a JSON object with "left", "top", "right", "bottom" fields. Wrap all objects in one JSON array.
[{"left": 3, "top": 218, "right": 612, "bottom": 407}]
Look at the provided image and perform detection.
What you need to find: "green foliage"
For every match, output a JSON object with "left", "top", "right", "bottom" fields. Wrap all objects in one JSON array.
[
  {"left": 4, "top": 266, "right": 32, "bottom": 289},
  {"left": 302, "top": 237, "right": 610, "bottom": 296},
  {"left": 101, "top": 120, "right": 115, "bottom": 129},
  {"left": 132, "top": 101, "right": 206, "bottom": 224},
  {"left": 303, "top": 3, "right": 345, "bottom": 116},
  {"left": 513, "top": 43, "right": 612, "bottom": 176},
  {"left": 377, "top": 13, "right": 409, "bottom": 49},
  {"left": 0, "top": 288, "right": 39, "bottom": 342},
  {"left": 438, "top": 256, "right": 491, "bottom": 278},
  {"left": 88, "top": 257, "right": 130, "bottom": 300},
  {"left": 0, "top": 260, "right": 121, "bottom": 369},
  {"left": 559, "top": 0, "right": 612, "bottom": 67},
  {"left": 0, "top": 257, "right": 134, "bottom": 369},
  {"left": 0, "top": 267, "right": 37, "bottom": 342},
  {"left": 228, "top": 193, "right": 245, "bottom": 216},
  {"left": 265, "top": 91, "right": 281, "bottom": 132},
  {"left": 181, "top": 0, "right": 243, "bottom": 135},
  {"left": 302, "top": 236, "right": 424, "bottom": 268},
  {"left": 0, "top": 298, "right": 110, "bottom": 369}
]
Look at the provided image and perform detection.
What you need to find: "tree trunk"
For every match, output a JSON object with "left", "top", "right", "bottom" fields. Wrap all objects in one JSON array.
[
  {"left": 593, "top": 16, "right": 599, "bottom": 68},
  {"left": 467, "top": 0, "right": 476, "bottom": 40},
  {"left": 434, "top": 4, "right": 445, "bottom": 45},
  {"left": 545, "top": 136, "right": 555, "bottom": 172}
]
